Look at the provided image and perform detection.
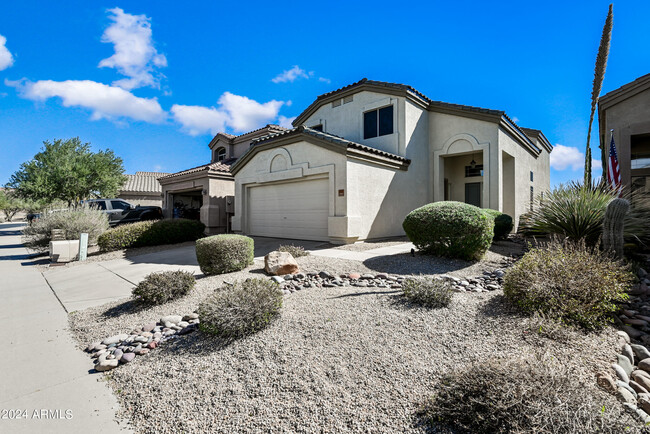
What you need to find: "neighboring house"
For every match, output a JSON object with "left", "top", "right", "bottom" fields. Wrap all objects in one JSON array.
[
  {"left": 598, "top": 73, "right": 650, "bottom": 197},
  {"left": 158, "top": 125, "right": 287, "bottom": 234},
  {"left": 117, "top": 172, "right": 170, "bottom": 207},
  {"left": 230, "top": 78, "right": 551, "bottom": 244}
]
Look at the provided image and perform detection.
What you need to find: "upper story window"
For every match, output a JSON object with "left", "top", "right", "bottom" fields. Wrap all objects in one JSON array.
[
  {"left": 363, "top": 105, "right": 393, "bottom": 139},
  {"left": 215, "top": 147, "right": 226, "bottom": 162},
  {"left": 530, "top": 171, "right": 534, "bottom": 182}
]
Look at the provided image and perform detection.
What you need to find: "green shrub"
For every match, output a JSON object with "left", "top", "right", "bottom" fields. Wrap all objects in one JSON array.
[
  {"left": 195, "top": 234, "right": 254, "bottom": 275},
  {"left": 132, "top": 270, "right": 195, "bottom": 305},
  {"left": 421, "top": 353, "right": 630, "bottom": 433},
  {"left": 98, "top": 218, "right": 205, "bottom": 251},
  {"left": 402, "top": 277, "right": 454, "bottom": 308},
  {"left": 198, "top": 278, "right": 283, "bottom": 338},
  {"left": 23, "top": 205, "right": 109, "bottom": 251},
  {"left": 402, "top": 201, "right": 493, "bottom": 260},
  {"left": 278, "top": 244, "right": 310, "bottom": 258},
  {"left": 503, "top": 238, "right": 632, "bottom": 330},
  {"left": 483, "top": 209, "right": 514, "bottom": 241}
]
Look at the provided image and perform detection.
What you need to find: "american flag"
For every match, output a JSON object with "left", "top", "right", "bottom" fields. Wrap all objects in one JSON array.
[{"left": 607, "top": 131, "right": 621, "bottom": 191}]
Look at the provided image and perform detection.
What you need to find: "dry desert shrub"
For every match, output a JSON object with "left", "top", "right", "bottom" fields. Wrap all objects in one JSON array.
[
  {"left": 197, "top": 278, "right": 283, "bottom": 339},
  {"left": 420, "top": 352, "right": 634, "bottom": 433}
]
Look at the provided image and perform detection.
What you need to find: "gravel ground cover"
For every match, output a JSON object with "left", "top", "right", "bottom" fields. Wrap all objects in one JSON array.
[{"left": 69, "top": 251, "right": 637, "bottom": 433}]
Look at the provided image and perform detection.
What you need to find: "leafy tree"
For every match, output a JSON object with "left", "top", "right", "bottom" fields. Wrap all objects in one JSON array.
[
  {"left": 0, "top": 190, "right": 25, "bottom": 221},
  {"left": 7, "top": 138, "right": 127, "bottom": 205}
]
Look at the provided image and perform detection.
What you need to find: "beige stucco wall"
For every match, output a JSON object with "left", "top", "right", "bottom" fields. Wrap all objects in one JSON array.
[
  {"left": 601, "top": 88, "right": 650, "bottom": 186},
  {"left": 497, "top": 129, "right": 550, "bottom": 228},
  {"left": 302, "top": 91, "right": 407, "bottom": 157},
  {"left": 429, "top": 112, "right": 498, "bottom": 208}
]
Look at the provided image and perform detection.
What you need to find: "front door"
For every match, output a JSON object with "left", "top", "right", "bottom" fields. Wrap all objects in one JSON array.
[{"left": 465, "top": 182, "right": 481, "bottom": 207}]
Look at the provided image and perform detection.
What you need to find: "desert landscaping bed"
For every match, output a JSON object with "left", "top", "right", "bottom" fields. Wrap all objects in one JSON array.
[{"left": 68, "top": 251, "right": 638, "bottom": 433}]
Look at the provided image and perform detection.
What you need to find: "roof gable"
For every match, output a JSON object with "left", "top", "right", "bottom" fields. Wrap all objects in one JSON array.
[{"left": 292, "top": 78, "right": 546, "bottom": 155}]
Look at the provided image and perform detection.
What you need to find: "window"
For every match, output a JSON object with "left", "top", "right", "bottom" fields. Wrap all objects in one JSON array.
[
  {"left": 310, "top": 124, "right": 323, "bottom": 132},
  {"left": 632, "top": 153, "right": 650, "bottom": 170},
  {"left": 111, "top": 200, "right": 131, "bottom": 210},
  {"left": 343, "top": 95, "right": 353, "bottom": 104},
  {"left": 90, "top": 201, "right": 106, "bottom": 210},
  {"left": 465, "top": 164, "right": 484, "bottom": 177},
  {"left": 530, "top": 186, "right": 534, "bottom": 211},
  {"left": 530, "top": 171, "right": 534, "bottom": 182},
  {"left": 363, "top": 105, "right": 393, "bottom": 139},
  {"left": 215, "top": 147, "right": 226, "bottom": 162},
  {"left": 332, "top": 99, "right": 342, "bottom": 108}
]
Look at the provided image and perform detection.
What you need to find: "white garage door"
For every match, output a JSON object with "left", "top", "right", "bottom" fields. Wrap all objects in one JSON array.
[{"left": 247, "top": 178, "right": 329, "bottom": 241}]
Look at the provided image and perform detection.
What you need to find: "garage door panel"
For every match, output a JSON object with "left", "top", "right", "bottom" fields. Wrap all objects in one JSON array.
[{"left": 247, "top": 178, "right": 329, "bottom": 241}]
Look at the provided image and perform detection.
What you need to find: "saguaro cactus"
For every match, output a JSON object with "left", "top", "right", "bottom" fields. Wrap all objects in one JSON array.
[{"left": 603, "top": 198, "right": 629, "bottom": 258}]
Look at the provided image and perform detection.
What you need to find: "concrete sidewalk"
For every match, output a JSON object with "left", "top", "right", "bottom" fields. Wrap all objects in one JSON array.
[{"left": 0, "top": 222, "right": 128, "bottom": 433}]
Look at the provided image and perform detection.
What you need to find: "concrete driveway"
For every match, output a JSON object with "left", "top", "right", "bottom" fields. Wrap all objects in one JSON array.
[{"left": 42, "top": 237, "right": 326, "bottom": 312}]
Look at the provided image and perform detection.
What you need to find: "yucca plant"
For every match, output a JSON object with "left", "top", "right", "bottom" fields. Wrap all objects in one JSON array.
[{"left": 521, "top": 181, "right": 650, "bottom": 248}]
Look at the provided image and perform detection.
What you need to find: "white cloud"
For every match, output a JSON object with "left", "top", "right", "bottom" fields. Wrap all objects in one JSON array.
[
  {"left": 219, "top": 92, "right": 283, "bottom": 132},
  {"left": 7, "top": 78, "right": 165, "bottom": 123},
  {"left": 0, "top": 34, "right": 14, "bottom": 70},
  {"left": 98, "top": 7, "right": 167, "bottom": 90},
  {"left": 272, "top": 65, "right": 308, "bottom": 83},
  {"left": 318, "top": 77, "right": 331, "bottom": 84},
  {"left": 170, "top": 104, "right": 228, "bottom": 136},
  {"left": 172, "top": 92, "right": 285, "bottom": 136},
  {"left": 550, "top": 144, "right": 603, "bottom": 172},
  {"left": 278, "top": 115, "right": 296, "bottom": 129},
  {"left": 550, "top": 144, "right": 584, "bottom": 171}
]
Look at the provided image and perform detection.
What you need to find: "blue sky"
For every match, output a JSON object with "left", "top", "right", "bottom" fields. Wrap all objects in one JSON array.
[{"left": 1, "top": 1, "right": 648, "bottom": 187}]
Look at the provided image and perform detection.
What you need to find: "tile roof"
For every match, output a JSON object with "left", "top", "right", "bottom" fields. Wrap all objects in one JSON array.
[
  {"left": 120, "top": 172, "right": 171, "bottom": 193},
  {"left": 600, "top": 73, "right": 650, "bottom": 102},
  {"left": 295, "top": 78, "right": 506, "bottom": 125},
  {"left": 158, "top": 159, "right": 236, "bottom": 181},
  {"left": 292, "top": 78, "right": 548, "bottom": 154},
  {"left": 250, "top": 126, "right": 410, "bottom": 163}
]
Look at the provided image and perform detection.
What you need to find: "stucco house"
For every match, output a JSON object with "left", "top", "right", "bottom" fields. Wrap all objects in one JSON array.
[
  {"left": 158, "top": 125, "right": 286, "bottom": 234},
  {"left": 230, "top": 78, "right": 551, "bottom": 244},
  {"left": 598, "top": 73, "right": 650, "bottom": 197},
  {"left": 117, "top": 172, "right": 170, "bottom": 207}
]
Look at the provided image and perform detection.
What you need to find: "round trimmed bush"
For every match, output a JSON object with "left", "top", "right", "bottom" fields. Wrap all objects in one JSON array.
[
  {"left": 198, "top": 278, "right": 283, "bottom": 338},
  {"left": 132, "top": 270, "right": 195, "bottom": 305},
  {"left": 483, "top": 209, "right": 513, "bottom": 240},
  {"left": 402, "top": 201, "right": 493, "bottom": 260},
  {"left": 195, "top": 234, "right": 254, "bottom": 275},
  {"left": 503, "top": 239, "right": 632, "bottom": 330}
]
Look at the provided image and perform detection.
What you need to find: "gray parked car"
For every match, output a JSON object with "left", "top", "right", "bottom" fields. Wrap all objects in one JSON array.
[{"left": 82, "top": 199, "right": 163, "bottom": 226}]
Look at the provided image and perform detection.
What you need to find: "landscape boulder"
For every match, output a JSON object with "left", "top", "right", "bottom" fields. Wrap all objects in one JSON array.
[{"left": 264, "top": 251, "right": 299, "bottom": 275}]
